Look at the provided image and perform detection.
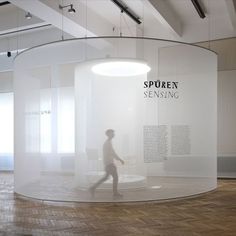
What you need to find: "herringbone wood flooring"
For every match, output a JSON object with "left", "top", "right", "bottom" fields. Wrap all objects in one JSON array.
[{"left": 0, "top": 172, "right": 235, "bottom": 236}]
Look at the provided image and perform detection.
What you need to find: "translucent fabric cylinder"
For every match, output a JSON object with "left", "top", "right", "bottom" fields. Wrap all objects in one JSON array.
[{"left": 14, "top": 37, "right": 217, "bottom": 202}]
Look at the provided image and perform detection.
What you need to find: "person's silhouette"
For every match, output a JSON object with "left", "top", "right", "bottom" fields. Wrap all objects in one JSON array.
[{"left": 89, "top": 129, "right": 124, "bottom": 198}]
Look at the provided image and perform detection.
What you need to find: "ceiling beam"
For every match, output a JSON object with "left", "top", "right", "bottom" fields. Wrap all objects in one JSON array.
[
  {"left": 9, "top": 0, "right": 108, "bottom": 38},
  {"left": 0, "top": 23, "right": 52, "bottom": 38},
  {"left": 0, "top": 5, "right": 46, "bottom": 32},
  {"left": 10, "top": 0, "right": 112, "bottom": 38},
  {"left": 143, "top": 0, "right": 182, "bottom": 37},
  {"left": 225, "top": 0, "right": 236, "bottom": 31}
]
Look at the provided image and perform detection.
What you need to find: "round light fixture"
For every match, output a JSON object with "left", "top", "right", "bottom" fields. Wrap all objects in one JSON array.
[
  {"left": 91, "top": 59, "right": 151, "bottom": 77},
  {"left": 25, "top": 12, "right": 32, "bottom": 19}
]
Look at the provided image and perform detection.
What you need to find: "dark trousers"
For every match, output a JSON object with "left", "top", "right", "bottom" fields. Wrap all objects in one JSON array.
[{"left": 91, "top": 163, "right": 118, "bottom": 194}]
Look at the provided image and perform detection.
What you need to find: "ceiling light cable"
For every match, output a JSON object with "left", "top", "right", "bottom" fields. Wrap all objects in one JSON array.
[
  {"left": 120, "top": 10, "right": 122, "bottom": 37},
  {"left": 207, "top": 0, "right": 211, "bottom": 50},
  {"left": 59, "top": 1, "right": 76, "bottom": 40},
  {"left": 85, "top": 0, "right": 87, "bottom": 38},
  {"left": 16, "top": 7, "right": 19, "bottom": 56},
  {"left": 142, "top": 1, "right": 144, "bottom": 37},
  {"left": 85, "top": 0, "right": 88, "bottom": 60},
  {"left": 60, "top": 0, "right": 64, "bottom": 40},
  {"left": 121, "top": 13, "right": 133, "bottom": 37}
]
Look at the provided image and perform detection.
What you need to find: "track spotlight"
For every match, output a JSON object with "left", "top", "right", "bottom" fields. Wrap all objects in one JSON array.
[
  {"left": 59, "top": 4, "right": 76, "bottom": 14},
  {"left": 25, "top": 12, "right": 32, "bottom": 19},
  {"left": 68, "top": 4, "right": 76, "bottom": 13},
  {"left": 7, "top": 51, "right": 11, "bottom": 57}
]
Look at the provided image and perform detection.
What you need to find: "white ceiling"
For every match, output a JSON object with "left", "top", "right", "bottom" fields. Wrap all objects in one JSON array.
[{"left": 0, "top": 0, "right": 235, "bottom": 71}]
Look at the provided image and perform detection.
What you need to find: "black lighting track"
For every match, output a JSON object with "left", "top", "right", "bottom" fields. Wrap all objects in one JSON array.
[
  {"left": 0, "top": 1, "right": 10, "bottom": 7},
  {"left": 191, "top": 0, "right": 206, "bottom": 19},
  {"left": 110, "top": 0, "right": 141, "bottom": 24}
]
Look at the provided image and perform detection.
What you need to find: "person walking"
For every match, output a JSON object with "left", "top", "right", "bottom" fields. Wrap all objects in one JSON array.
[{"left": 89, "top": 129, "right": 124, "bottom": 198}]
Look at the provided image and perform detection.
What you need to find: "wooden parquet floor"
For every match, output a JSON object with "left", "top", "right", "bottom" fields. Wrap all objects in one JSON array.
[{"left": 0, "top": 172, "right": 236, "bottom": 236}]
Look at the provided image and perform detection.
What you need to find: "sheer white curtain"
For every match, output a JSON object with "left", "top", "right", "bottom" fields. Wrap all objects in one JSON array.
[
  {"left": 57, "top": 87, "right": 74, "bottom": 153},
  {"left": 40, "top": 87, "right": 74, "bottom": 154},
  {"left": 0, "top": 88, "right": 74, "bottom": 171}
]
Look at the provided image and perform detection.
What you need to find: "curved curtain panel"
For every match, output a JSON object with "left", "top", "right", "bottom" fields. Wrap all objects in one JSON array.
[{"left": 14, "top": 37, "right": 217, "bottom": 202}]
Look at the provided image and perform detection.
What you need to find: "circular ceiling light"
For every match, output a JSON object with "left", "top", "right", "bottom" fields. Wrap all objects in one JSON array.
[{"left": 91, "top": 59, "right": 151, "bottom": 77}]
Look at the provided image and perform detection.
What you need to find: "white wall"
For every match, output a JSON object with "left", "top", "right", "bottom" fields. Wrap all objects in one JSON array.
[
  {"left": 198, "top": 38, "right": 236, "bottom": 177},
  {"left": 0, "top": 71, "right": 13, "bottom": 92},
  {"left": 217, "top": 70, "right": 236, "bottom": 177},
  {"left": 218, "top": 70, "right": 236, "bottom": 155}
]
